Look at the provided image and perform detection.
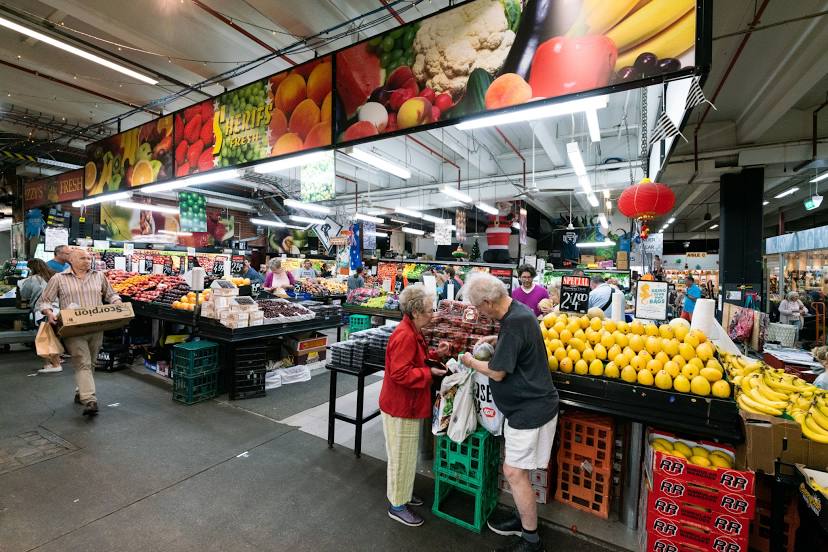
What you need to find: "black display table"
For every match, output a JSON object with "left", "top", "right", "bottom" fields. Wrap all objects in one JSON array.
[
  {"left": 343, "top": 305, "right": 402, "bottom": 320},
  {"left": 326, "top": 360, "right": 384, "bottom": 458}
]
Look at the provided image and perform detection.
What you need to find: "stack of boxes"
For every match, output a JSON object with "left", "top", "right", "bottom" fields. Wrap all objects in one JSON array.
[
  {"left": 200, "top": 281, "right": 264, "bottom": 328},
  {"left": 640, "top": 429, "right": 756, "bottom": 552}
]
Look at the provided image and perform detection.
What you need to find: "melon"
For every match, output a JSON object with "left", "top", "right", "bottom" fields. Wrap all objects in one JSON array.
[
  {"left": 587, "top": 307, "right": 605, "bottom": 320},
  {"left": 336, "top": 43, "right": 384, "bottom": 119}
]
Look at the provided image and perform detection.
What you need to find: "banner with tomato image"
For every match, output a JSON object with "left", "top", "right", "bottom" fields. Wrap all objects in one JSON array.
[
  {"left": 335, "top": 0, "right": 698, "bottom": 143},
  {"left": 173, "top": 56, "right": 333, "bottom": 176},
  {"left": 84, "top": 116, "right": 174, "bottom": 196}
]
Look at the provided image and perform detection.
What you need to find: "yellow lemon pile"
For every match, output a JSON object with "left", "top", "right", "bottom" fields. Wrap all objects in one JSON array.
[{"left": 650, "top": 437, "right": 735, "bottom": 468}]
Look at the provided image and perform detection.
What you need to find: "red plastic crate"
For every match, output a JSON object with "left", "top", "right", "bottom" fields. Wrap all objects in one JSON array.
[
  {"left": 554, "top": 456, "right": 611, "bottom": 519},
  {"left": 558, "top": 410, "right": 614, "bottom": 471}
]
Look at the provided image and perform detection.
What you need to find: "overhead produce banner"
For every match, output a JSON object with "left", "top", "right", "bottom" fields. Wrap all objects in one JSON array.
[
  {"left": 100, "top": 202, "right": 180, "bottom": 241},
  {"left": 335, "top": 0, "right": 699, "bottom": 144},
  {"left": 23, "top": 169, "right": 84, "bottom": 209},
  {"left": 178, "top": 192, "right": 207, "bottom": 232},
  {"left": 300, "top": 152, "right": 335, "bottom": 202},
  {"left": 85, "top": 116, "right": 173, "bottom": 197},
  {"left": 267, "top": 227, "right": 309, "bottom": 254}
]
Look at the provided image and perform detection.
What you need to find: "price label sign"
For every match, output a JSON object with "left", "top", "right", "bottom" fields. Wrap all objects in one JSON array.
[
  {"left": 560, "top": 275, "right": 590, "bottom": 314},
  {"left": 230, "top": 255, "right": 245, "bottom": 275},
  {"left": 163, "top": 257, "right": 173, "bottom": 276},
  {"left": 212, "top": 256, "right": 226, "bottom": 277},
  {"left": 635, "top": 280, "right": 669, "bottom": 321},
  {"left": 294, "top": 281, "right": 302, "bottom": 294},
  {"left": 251, "top": 282, "right": 261, "bottom": 296}
]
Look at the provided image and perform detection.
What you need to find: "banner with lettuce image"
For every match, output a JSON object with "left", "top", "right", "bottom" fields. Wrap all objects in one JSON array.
[{"left": 335, "top": 0, "right": 698, "bottom": 143}]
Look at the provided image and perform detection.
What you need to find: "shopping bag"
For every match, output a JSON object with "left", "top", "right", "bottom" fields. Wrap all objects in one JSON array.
[
  {"left": 473, "top": 372, "right": 503, "bottom": 436},
  {"left": 35, "top": 322, "right": 64, "bottom": 361},
  {"left": 447, "top": 370, "right": 477, "bottom": 443},
  {"left": 432, "top": 370, "right": 467, "bottom": 436}
]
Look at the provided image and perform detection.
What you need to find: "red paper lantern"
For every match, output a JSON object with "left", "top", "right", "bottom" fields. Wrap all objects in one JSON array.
[{"left": 618, "top": 178, "right": 676, "bottom": 220}]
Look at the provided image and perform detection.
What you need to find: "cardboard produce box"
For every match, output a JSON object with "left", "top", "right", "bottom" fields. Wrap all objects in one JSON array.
[
  {"left": 59, "top": 303, "right": 134, "bottom": 337},
  {"left": 616, "top": 251, "right": 629, "bottom": 270},
  {"left": 739, "top": 411, "right": 828, "bottom": 474}
]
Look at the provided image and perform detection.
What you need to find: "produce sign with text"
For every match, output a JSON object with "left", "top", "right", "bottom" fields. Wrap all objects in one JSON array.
[
  {"left": 560, "top": 275, "right": 590, "bottom": 314},
  {"left": 335, "top": 0, "right": 698, "bottom": 143},
  {"left": 85, "top": 116, "right": 173, "bottom": 196},
  {"left": 23, "top": 169, "right": 84, "bottom": 210}
]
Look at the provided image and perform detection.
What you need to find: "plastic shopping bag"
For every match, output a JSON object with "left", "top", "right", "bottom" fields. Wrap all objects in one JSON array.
[
  {"left": 35, "top": 322, "right": 64, "bottom": 362},
  {"left": 447, "top": 370, "right": 477, "bottom": 443},
  {"left": 473, "top": 372, "right": 503, "bottom": 436},
  {"left": 432, "top": 370, "right": 467, "bottom": 436}
]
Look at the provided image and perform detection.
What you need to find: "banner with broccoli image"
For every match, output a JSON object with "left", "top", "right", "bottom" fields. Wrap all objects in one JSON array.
[{"left": 335, "top": 0, "right": 702, "bottom": 143}]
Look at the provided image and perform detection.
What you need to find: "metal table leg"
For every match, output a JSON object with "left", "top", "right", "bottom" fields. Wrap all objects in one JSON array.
[
  {"left": 621, "top": 421, "right": 644, "bottom": 529},
  {"left": 354, "top": 373, "right": 365, "bottom": 458},
  {"left": 327, "top": 369, "right": 338, "bottom": 448}
]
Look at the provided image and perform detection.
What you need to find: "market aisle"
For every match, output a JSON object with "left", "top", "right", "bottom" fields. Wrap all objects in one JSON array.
[{"left": 0, "top": 350, "right": 613, "bottom": 552}]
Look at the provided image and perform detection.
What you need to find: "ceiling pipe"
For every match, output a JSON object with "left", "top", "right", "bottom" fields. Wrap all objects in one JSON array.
[
  {"left": 191, "top": 0, "right": 297, "bottom": 65},
  {"left": 378, "top": 0, "right": 405, "bottom": 25},
  {"left": 405, "top": 135, "right": 461, "bottom": 186},
  {"left": 495, "top": 126, "right": 526, "bottom": 190}
]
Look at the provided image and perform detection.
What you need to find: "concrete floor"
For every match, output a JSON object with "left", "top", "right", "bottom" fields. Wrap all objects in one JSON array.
[{"left": 0, "top": 347, "right": 618, "bottom": 552}]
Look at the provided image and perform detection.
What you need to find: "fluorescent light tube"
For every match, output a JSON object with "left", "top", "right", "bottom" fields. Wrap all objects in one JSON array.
[
  {"left": 587, "top": 194, "right": 599, "bottom": 207},
  {"left": 116, "top": 200, "right": 178, "bottom": 214},
  {"left": 36, "top": 158, "right": 82, "bottom": 169},
  {"left": 0, "top": 16, "right": 157, "bottom": 85},
  {"left": 365, "top": 231, "right": 388, "bottom": 237},
  {"left": 811, "top": 173, "right": 828, "bottom": 183},
  {"left": 439, "top": 185, "right": 473, "bottom": 203},
  {"left": 390, "top": 218, "right": 409, "bottom": 224},
  {"left": 576, "top": 240, "right": 614, "bottom": 248},
  {"left": 284, "top": 198, "right": 331, "bottom": 214},
  {"left": 354, "top": 213, "right": 384, "bottom": 223},
  {"left": 401, "top": 227, "right": 425, "bottom": 235},
  {"left": 763, "top": 200, "right": 769, "bottom": 206},
  {"left": 774, "top": 187, "right": 799, "bottom": 198},
  {"left": 290, "top": 215, "right": 325, "bottom": 225},
  {"left": 253, "top": 150, "right": 329, "bottom": 173},
  {"left": 476, "top": 202, "right": 499, "bottom": 215},
  {"left": 586, "top": 109, "right": 601, "bottom": 142},
  {"left": 346, "top": 148, "right": 411, "bottom": 179},
  {"left": 159, "top": 230, "right": 193, "bottom": 236},
  {"left": 578, "top": 175, "right": 593, "bottom": 194},
  {"left": 598, "top": 213, "right": 608, "bottom": 229},
  {"left": 140, "top": 169, "right": 241, "bottom": 194},
  {"left": 667, "top": 217, "right": 675, "bottom": 224},
  {"left": 421, "top": 214, "right": 444, "bottom": 224},
  {"left": 566, "top": 142, "right": 587, "bottom": 176},
  {"left": 456, "top": 95, "right": 609, "bottom": 130},
  {"left": 709, "top": 224, "right": 719, "bottom": 230},
  {"left": 395, "top": 207, "right": 423, "bottom": 218},
  {"left": 250, "top": 218, "right": 286, "bottom": 227},
  {"left": 204, "top": 198, "right": 257, "bottom": 211},
  {"left": 73, "top": 191, "right": 131, "bottom": 207}
]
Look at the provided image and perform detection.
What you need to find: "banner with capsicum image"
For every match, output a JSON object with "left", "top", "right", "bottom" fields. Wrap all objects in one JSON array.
[
  {"left": 84, "top": 116, "right": 174, "bottom": 197},
  {"left": 173, "top": 56, "right": 333, "bottom": 176},
  {"left": 335, "top": 0, "right": 700, "bottom": 143}
]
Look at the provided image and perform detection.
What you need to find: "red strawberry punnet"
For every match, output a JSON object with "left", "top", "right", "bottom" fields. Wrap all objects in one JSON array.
[
  {"left": 183, "top": 114, "right": 202, "bottom": 145},
  {"left": 197, "top": 149, "right": 214, "bottom": 172},
  {"left": 175, "top": 140, "right": 188, "bottom": 166},
  {"left": 200, "top": 102, "right": 213, "bottom": 124},
  {"left": 187, "top": 140, "right": 204, "bottom": 168},
  {"left": 200, "top": 120, "right": 213, "bottom": 146}
]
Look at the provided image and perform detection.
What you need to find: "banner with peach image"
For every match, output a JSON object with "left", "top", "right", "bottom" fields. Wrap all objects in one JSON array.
[
  {"left": 173, "top": 55, "right": 332, "bottom": 176},
  {"left": 335, "top": 0, "right": 699, "bottom": 143}
]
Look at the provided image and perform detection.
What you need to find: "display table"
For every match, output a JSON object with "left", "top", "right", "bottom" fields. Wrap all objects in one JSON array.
[
  {"left": 327, "top": 360, "right": 384, "bottom": 458},
  {"left": 343, "top": 305, "right": 403, "bottom": 320}
]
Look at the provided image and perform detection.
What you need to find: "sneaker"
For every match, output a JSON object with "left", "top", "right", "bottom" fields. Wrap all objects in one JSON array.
[
  {"left": 487, "top": 513, "right": 522, "bottom": 536},
  {"left": 388, "top": 505, "right": 424, "bottom": 527},
  {"left": 495, "top": 538, "right": 545, "bottom": 552},
  {"left": 408, "top": 495, "right": 424, "bottom": 507},
  {"left": 37, "top": 365, "right": 63, "bottom": 374},
  {"left": 82, "top": 401, "right": 99, "bottom": 417}
]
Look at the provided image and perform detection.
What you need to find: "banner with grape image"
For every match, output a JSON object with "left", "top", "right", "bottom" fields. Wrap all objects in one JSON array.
[
  {"left": 175, "top": 56, "right": 333, "bottom": 175},
  {"left": 178, "top": 192, "right": 207, "bottom": 232}
]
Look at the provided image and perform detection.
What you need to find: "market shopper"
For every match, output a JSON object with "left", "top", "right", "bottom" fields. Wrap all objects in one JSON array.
[
  {"left": 511, "top": 265, "right": 550, "bottom": 317},
  {"left": 681, "top": 275, "right": 702, "bottom": 322},
  {"left": 348, "top": 266, "right": 365, "bottom": 291},
  {"left": 779, "top": 291, "right": 808, "bottom": 342},
  {"left": 241, "top": 258, "right": 264, "bottom": 284},
  {"left": 20, "top": 259, "right": 62, "bottom": 373},
  {"left": 47, "top": 244, "right": 71, "bottom": 273},
  {"left": 298, "top": 259, "right": 317, "bottom": 280},
  {"left": 379, "top": 284, "right": 450, "bottom": 527},
  {"left": 461, "top": 273, "right": 559, "bottom": 552},
  {"left": 588, "top": 275, "right": 614, "bottom": 317},
  {"left": 39, "top": 249, "right": 123, "bottom": 417},
  {"left": 263, "top": 259, "right": 295, "bottom": 291}
]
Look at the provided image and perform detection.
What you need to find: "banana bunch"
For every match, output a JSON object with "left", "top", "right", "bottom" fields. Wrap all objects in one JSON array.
[{"left": 801, "top": 396, "right": 828, "bottom": 444}]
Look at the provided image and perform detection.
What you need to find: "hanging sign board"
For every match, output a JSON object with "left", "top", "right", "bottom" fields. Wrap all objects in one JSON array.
[
  {"left": 634, "top": 281, "right": 669, "bottom": 321},
  {"left": 44, "top": 227, "right": 69, "bottom": 252},
  {"left": 23, "top": 169, "right": 84, "bottom": 209},
  {"left": 560, "top": 275, "right": 590, "bottom": 314}
]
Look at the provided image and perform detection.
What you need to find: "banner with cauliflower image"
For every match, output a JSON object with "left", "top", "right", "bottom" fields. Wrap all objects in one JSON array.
[{"left": 335, "top": 0, "right": 700, "bottom": 143}]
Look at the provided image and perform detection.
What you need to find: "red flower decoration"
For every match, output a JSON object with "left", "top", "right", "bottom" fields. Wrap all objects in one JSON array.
[{"left": 618, "top": 178, "right": 675, "bottom": 220}]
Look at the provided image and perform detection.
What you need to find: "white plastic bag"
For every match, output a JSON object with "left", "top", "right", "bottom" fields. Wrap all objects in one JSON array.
[
  {"left": 432, "top": 370, "right": 467, "bottom": 436},
  {"left": 473, "top": 372, "right": 503, "bottom": 436},
  {"left": 447, "top": 370, "right": 477, "bottom": 443}
]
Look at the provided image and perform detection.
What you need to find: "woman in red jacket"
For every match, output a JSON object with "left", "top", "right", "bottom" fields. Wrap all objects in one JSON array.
[{"left": 380, "top": 284, "right": 449, "bottom": 527}]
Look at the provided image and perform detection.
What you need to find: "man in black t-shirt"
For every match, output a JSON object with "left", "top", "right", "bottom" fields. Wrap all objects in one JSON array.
[{"left": 462, "top": 273, "right": 559, "bottom": 552}]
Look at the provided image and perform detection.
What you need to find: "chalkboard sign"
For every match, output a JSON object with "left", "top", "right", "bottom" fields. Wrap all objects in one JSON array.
[
  {"left": 230, "top": 255, "right": 245, "bottom": 275},
  {"left": 560, "top": 275, "right": 590, "bottom": 314},
  {"left": 162, "top": 257, "right": 173, "bottom": 276},
  {"left": 212, "top": 256, "right": 226, "bottom": 277}
]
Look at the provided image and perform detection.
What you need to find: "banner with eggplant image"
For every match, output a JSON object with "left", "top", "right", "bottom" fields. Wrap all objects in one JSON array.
[{"left": 335, "top": 0, "right": 701, "bottom": 143}]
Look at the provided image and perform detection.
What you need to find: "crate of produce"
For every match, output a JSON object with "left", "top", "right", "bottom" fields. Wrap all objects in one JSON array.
[
  {"left": 172, "top": 340, "right": 218, "bottom": 376},
  {"left": 434, "top": 428, "right": 501, "bottom": 487},
  {"left": 284, "top": 331, "right": 328, "bottom": 355},
  {"left": 173, "top": 368, "right": 219, "bottom": 405},
  {"left": 554, "top": 456, "right": 611, "bottom": 519},
  {"left": 349, "top": 314, "right": 371, "bottom": 333},
  {"left": 558, "top": 410, "right": 614, "bottom": 471}
]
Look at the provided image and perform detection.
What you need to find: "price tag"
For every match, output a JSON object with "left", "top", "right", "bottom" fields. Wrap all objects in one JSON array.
[
  {"left": 560, "top": 276, "right": 591, "bottom": 314},
  {"left": 114, "top": 257, "right": 126, "bottom": 271},
  {"left": 78, "top": 217, "right": 85, "bottom": 223},
  {"left": 212, "top": 261, "right": 225, "bottom": 277},
  {"left": 231, "top": 255, "right": 245, "bottom": 275},
  {"left": 187, "top": 247, "right": 196, "bottom": 256},
  {"left": 123, "top": 243, "right": 134, "bottom": 256},
  {"left": 294, "top": 281, "right": 302, "bottom": 294}
]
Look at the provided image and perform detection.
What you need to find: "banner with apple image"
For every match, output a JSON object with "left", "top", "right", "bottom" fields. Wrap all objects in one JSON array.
[
  {"left": 84, "top": 116, "right": 174, "bottom": 197},
  {"left": 335, "top": 0, "right": 700, "bottom": 143}
]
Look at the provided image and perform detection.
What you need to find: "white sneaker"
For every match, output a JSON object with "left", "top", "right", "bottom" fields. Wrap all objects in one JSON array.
[{"left": 37, "top": 366, "right": 63, "bottom": 374}]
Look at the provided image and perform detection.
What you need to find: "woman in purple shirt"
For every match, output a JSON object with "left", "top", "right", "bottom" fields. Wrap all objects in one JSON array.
[{"left": 511, "top": 264, "right": 550, "bottom": 317}]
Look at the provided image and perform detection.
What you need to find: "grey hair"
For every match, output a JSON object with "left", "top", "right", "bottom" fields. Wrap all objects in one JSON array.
[
  {"left": 463, "top": 273, "right": 507, "bottom": 306},
  {"left": 268, "top": 259, "right": 282, "bottom": 270},
  {"left": 399, "top": 284, "right": 435, "bottom": 317},
  {"left": 787, "top": 291, "right": 799, "bottom": 301}
]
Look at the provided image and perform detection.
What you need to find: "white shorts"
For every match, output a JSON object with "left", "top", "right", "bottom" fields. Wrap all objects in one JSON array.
[{"left": 503, "top": 415, "right": 558, "bottom": 470}]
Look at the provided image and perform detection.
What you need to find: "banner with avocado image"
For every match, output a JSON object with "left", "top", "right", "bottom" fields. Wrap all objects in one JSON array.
[
  {"left": 84, "top": 116, "right": 173, "bottom": 197},
  {"left": 335, "top": 0, "right": 702, "bottom": 144}
]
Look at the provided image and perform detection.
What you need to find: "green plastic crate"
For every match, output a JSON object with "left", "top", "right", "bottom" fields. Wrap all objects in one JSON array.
[
  {"left": 173, "top": 368, "right": 219, "bottom": 405},
  {"left": 172, "top": 340, "right": 218, "bottom": 377},
  {"left": 432, "top": 455, "right": 499, "bottom": 533},
  {"left": 434, "top": 428, "right": 501, "bottom": 486},
  {"left": 349, "top": 314, "right": 371, "bottom": 333}
]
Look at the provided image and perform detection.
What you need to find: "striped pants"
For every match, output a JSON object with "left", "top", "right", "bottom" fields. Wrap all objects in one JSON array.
[{"left": 382, "top": 412, "right": 420, "bottom": 507}]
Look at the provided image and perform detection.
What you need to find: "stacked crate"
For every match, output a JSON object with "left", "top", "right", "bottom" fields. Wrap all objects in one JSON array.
[
  {"left": 748, "top": 475, "right": 799, "bottom": 552},
  {"left": 227, "top": 343, "right": 267, "bottom": 400},
  {"left": 554, "top": 411, "right": 615, "bottom": 519},
  {"left": 171, "top": 341, "right": 219, "bottom": 405},
  {"left": 497, "top": 449, "right": 555, "bottom": 504}
]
